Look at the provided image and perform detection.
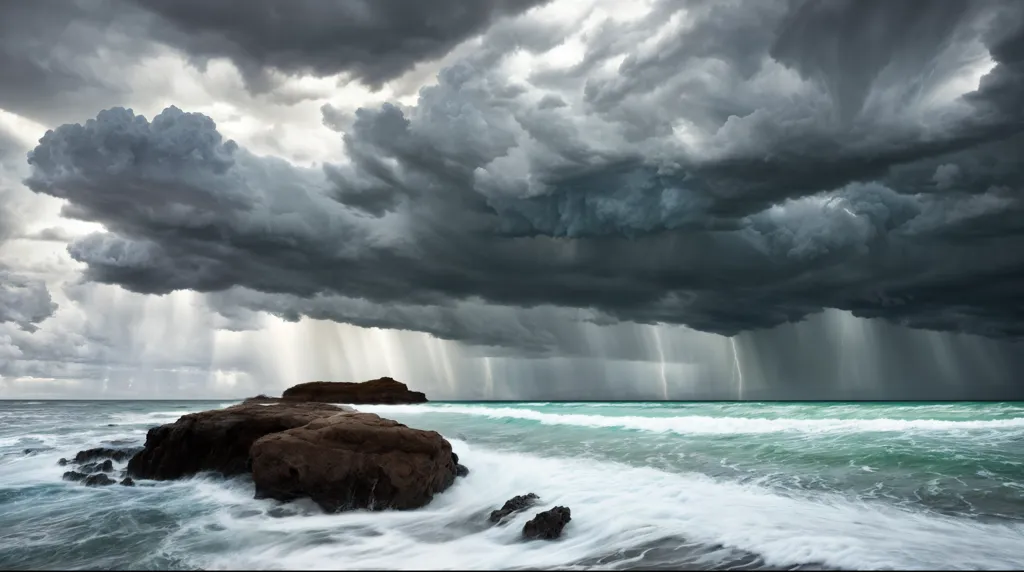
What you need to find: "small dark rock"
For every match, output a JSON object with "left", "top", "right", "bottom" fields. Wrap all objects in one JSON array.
[
  {"left": 107, "top": 424, "right": 117, "bottom": 427},
  {"left": 80, "top": 459, "right": 114, "bottom": 473},
  {"left": 62, "top": 471, "right": 87, "bottom": 482},
  {"left": 84, "top": 473, "right": 115, "bottom": 487},
  {"left": 120, "top": 477, "right": 135, "bottom": 487},
  {"left": 23, "top": 448, "right": 48, "bottom": 455},
  {"left": 57, "top": 458, "right": 69, "bottom": 466},
  {"left": 451, "top": 453, "right": 469, "bottom": 477},
  {"left": 522, "top": 506, "right": 571, "bottom": 540},
  {"left": 490, "top": 493, "right": 539, "bottom": 523},
  {"left": 74, "top": 447, "right": 140, "bottom": 464}
]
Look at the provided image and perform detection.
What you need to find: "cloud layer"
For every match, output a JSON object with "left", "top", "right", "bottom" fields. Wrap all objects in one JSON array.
[
  {"left": 3, "top": 0, "right": 1024, "bottom": 398},
  {"left": 19, "top": 0, "right": 1024, "bottom": 351}
]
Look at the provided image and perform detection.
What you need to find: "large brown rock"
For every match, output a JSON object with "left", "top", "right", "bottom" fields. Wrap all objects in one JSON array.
[
  {"left": 281, "top": 377, "right": 428, "bottom": 405},
  {"left": 126, "top": 402, "right": 351, "bottom": 480},
  {"left": 250, "top": 412, "right": 456, "bottom": 512}
]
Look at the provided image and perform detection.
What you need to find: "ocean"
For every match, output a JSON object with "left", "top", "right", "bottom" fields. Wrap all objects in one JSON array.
[{"left": 1, "top": 400, "right": 1023, "bottom": 570}]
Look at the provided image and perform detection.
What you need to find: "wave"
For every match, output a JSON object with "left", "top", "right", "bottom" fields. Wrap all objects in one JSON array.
[
  {"left": 154, "top": 441, "right": 1024, "bottom": 571},
  {"left": 356, "top": 404, "right": 1024, "bottom": 435}
]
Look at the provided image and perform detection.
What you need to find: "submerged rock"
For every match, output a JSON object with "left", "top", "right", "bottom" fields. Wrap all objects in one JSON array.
[
  {"left": 126, "top": 401, "right": 350, "bottom": 480},
  {"left": 281, "top": 377, "right": 428, "bottom": 405},
  {"left": 83, "top": 473, "right": 115, "bottom": 487},
  {"left": 74, "top": 447, "right": 140, "bottom": 464},
  {"left": 80, "top": 459, "right": 114, "bottom": 473},
  {"left": 57, "top": 458, "right": 69, "bottom": 466},
  {"left": 452, "top": 453, "right": 469, "bottom": 477},
  {"left": 62, "top": 470, "right": 87, "bottom": 482},
  {"left": 490, "top": 493, "right": 539, "bottom": 523},
  {"left": 522, "top": 506, "right": 571, "bottom": 540},
  {"left": 250, "top": 412, "right": 457, "bottom": 512},
  {"left": 120, "top": 477, "right": 135, "bottom": 487}
]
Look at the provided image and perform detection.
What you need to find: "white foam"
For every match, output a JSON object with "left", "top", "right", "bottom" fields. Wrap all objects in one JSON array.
[
  {"left": 171, "top": 441, "right": 1024, "bottom": 571},
  {"left": 357, "top": 404, "right": 1024, "bottom": 435}
]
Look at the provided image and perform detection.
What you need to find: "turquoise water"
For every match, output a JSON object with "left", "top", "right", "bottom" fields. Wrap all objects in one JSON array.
[{"left": 2, "top": 400, "right": 1024, "bottom": 570}]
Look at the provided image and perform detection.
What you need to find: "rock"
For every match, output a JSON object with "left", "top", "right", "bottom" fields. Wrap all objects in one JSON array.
[
  {"left": 83, "top": 473, "right": 115, "bottom": 487},
  {"left": 73, "top": 447, "right": 140, "bottom": 464},
  {"left": 80, "top": 459, "right": 114, "bottom": 473},
  {"left": 62, "top": 470, "right": 87, "bottom": 482},
  {"left": 126, "top": 401, "right": 351, "bottom": 480},
  {"left": 250, "top": 412, "right": 456, "bottom": 512},
  {"left": 452, "top": 452, "right": 470, "bottom": 477},
  {"left": 242, "top": 394, "right": 280, "bottom": 405},
  {"left": 120, "top": 477, "right": 135, "bottom": 487},
  {"left": 57, "top": 458, "right": 69, "bottom": 466},
  {"left": 489, "top": 493, "right": 539, "bottom": 523},
  {"left": 281, "top": 377, "right": 428, "bottom": 405},
  {"left": 522, "top": 506, "right": 571, "bottom": 540}
]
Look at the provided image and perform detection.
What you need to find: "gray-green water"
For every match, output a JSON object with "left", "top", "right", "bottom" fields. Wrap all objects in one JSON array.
[{"left": 1, "top": 400, "right": 1024, "bottom": 570}]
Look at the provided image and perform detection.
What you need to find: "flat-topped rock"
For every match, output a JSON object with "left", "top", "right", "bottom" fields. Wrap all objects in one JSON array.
[
  {"left": 281, "top": 377, "right": 428, "bottom": 405},
  {"left": 250, "top": 412, "right": 456, "bottom": 512},
  {"left": 126, "top": 401, "right": 352, "bottom": 480}
]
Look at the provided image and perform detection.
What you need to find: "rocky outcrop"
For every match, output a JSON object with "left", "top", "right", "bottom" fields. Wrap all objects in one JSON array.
[
  {"left": 74, "top": 447, "right": 140, "bottom": 464},
  {"left": 523, "top": 506, "right": 571, "bottom": 540},
  {"left": 62, "top": 470, "right": 87, "bottom": 482},
  {"left": 281, "top": 377, "right": 428, "bottom": 405},
  {"left": 58, "top": 447, "right": 140, "bottom": 467},
  {"left": 84, "top": 473, "right": 115, "bottom": 487},
  {"left": 490, "top": 493, "right": 539, "bottom": 523},
  {"left": 80, "top": 459, "right": 114, "bottom": 473},
  {"left": 250, "top": 412, "right": 456, "bottom": 512},
  {"left": 126, "top": 401, "right": 351, "bottom": 480}
]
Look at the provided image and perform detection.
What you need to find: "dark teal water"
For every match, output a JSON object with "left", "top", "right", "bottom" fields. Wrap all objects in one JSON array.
[{"left": 2, "top": 400, "right": 1024, "bottom": 570}]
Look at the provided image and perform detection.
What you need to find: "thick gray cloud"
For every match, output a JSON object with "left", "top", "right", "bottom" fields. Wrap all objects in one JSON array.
[
  {"left": 130, "top": 0, "right": 549, "bottom": 91},
  {"left": 0, "top": 0, "right": 153, "bottom": 125},
  {"left": 0, "top": 0, "right": 546, "bottom": 125},
  {"left": 17, "top": 0, "right": 1024, "bottom": 364}
]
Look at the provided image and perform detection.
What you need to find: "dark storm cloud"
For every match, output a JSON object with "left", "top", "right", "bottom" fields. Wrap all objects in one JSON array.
[
  {"left": 0, "top": 0, "right": 155, "bottom": 125},
  {"left": 20, "top": 0, "right": 1024, "bottom": 349},
  {"left": 130, "top": 0, "right": 550, "bottom": 91}
]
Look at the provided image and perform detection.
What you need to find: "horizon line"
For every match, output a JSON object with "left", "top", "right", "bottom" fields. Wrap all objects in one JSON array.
[{"left": 1, "top": 398, "right": 1022, "bottom": 403}]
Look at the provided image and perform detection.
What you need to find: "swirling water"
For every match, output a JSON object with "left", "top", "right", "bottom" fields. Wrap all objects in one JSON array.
[{"left": 1, "top": 400, "right": 1024, "bottom": 570}]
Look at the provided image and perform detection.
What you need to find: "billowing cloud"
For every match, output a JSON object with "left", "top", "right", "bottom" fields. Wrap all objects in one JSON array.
[
  {"left": 129, "top": 0, "right": 549, "bottom": 91},
  {"left": 8, "top": 0, "right": 1024, "bottom": 394}
]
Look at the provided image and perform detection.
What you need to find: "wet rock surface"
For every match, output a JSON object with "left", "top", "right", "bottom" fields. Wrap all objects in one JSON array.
[
  {"left": 490, "top": 493, "right": 540, "bottom": 523},
  {"left": 250, "top": 412, "right": 457, "bottom": 512},
  {"left": 523, "top": 506, "right": 571, "bottom": 540},
  {"left": 125, "top": 401, "right": 351, "bottom": 480},
  {"left": 83, "top": 473, "right": 115, "bottom": 487},
  {"left": 281, "top": 377, "right": 428, "bottom": 405}
]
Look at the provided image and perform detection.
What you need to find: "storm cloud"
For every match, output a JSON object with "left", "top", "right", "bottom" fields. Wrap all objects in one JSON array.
[
  {"left": 6, "top": 0, "right": 1024, "bottom": 397},
  {"left": 131, "top": 0, "right": 550, "bottom": 91}
]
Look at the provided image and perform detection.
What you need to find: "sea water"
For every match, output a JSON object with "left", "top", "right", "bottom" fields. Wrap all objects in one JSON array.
[{"left": 1, "top": 400, "right": 1023, "bottom": 570}]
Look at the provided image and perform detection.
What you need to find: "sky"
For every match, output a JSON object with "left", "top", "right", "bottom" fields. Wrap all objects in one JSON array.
[{"left": 1, "top": 0, "right": 1023, "bottom": 401}]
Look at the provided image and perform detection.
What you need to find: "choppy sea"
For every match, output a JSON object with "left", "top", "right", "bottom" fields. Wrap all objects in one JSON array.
[{"left": 2, "top": 400, "right": 1024, "bottom": 570}]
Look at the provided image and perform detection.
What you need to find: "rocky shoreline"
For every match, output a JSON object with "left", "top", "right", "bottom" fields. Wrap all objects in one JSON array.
[{"left": 55, "top": 377, "right": 571, "bottom": 541}]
